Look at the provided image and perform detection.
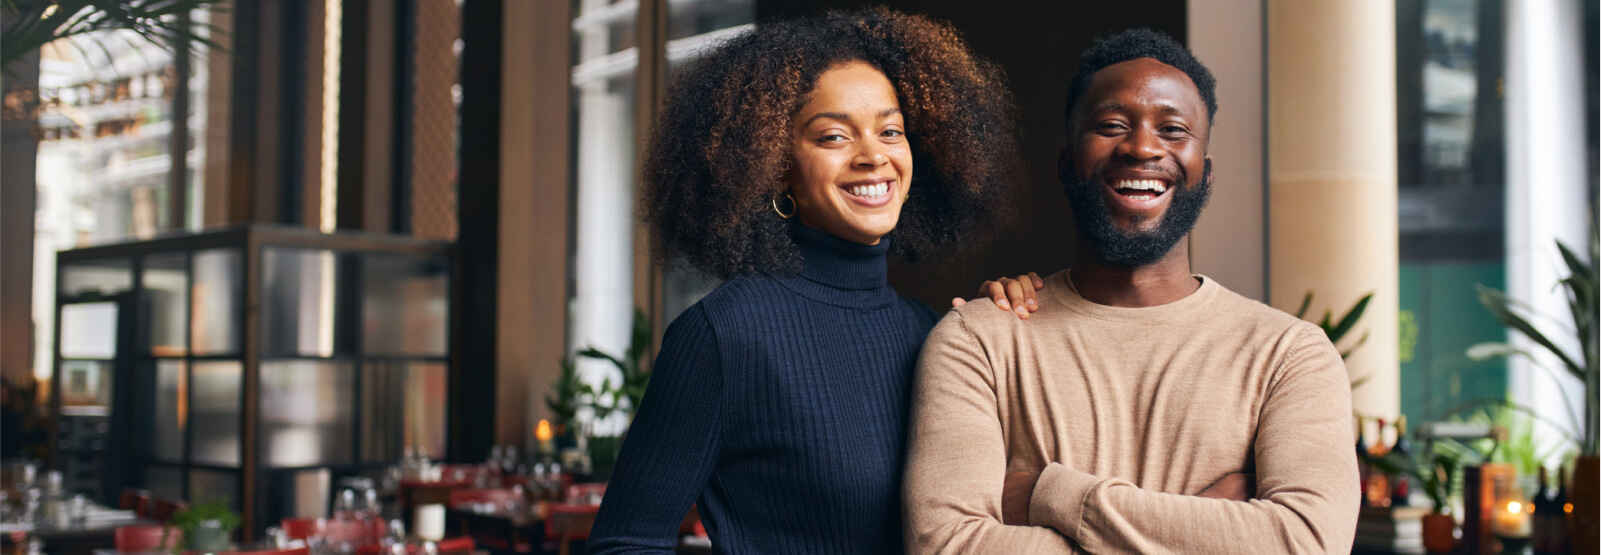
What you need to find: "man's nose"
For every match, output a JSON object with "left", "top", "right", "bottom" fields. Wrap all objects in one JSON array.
[{"left": 1115, "top": 127, "right": 1164, "bottom": 161}]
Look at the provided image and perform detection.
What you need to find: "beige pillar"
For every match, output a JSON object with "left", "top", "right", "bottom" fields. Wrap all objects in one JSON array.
[
  {"left": 1187, "top": 0, "right": 1266, "bottom": 302},
  {"left": 1267, "top": 0, "right": 1399, "bottom": 419}
]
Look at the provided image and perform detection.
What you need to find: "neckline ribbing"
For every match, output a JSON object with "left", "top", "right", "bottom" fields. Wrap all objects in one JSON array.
[{"left": 767, "top": 224, "right": 898, "bottom": 309}]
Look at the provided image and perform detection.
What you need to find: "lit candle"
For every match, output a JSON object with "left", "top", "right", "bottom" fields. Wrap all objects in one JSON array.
[
  {"left": 1492, "top": 500, "right": 1532, "bottom": 538},
  {"left": 537, "top": 420, "right": 555, "bottom": 456},
  {"left": 415, "top": 504, "right": 446, "bottom": 541}
]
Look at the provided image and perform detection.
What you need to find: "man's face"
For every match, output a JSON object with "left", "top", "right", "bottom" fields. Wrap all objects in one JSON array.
[{"left": 1060, "top": 57, "right": 1212, "bottom": 268}]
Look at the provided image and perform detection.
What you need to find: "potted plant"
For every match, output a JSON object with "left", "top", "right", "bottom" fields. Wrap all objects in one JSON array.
[
  {"left": 1420, "top": 458, "right": 1458, "bottom": 554},
  {"left": 1468, "top": 221, "right": 1598, "bottom": 553},
  {"left": 165, "top": 498, "right": 240, "bottom": 553}
]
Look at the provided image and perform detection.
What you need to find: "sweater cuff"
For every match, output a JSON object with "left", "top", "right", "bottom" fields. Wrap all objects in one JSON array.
[{"left": 1029, "top": 462, "right": 1100, "bottom": 537}]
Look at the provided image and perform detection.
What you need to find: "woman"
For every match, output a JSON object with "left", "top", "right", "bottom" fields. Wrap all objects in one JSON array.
[{"left": 587, "top": 8, "right": 1026, "bottom": 554}]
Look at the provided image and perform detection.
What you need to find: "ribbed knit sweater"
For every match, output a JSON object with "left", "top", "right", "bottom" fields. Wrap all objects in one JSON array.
[
  {"left": 588, "top": 224, "right": 939, "bottom": 555},
  {"left": 903, "top": 270, "right": 1360, "bottom": 554}
]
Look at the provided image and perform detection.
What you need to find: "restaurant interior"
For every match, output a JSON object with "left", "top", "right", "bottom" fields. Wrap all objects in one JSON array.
[{"left": 0, "top": 0, "right": 1597, "bottom": 554}]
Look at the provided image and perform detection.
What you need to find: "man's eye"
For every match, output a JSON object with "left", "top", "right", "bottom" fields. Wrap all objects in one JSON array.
[
  {"left": 1097, "top": 122, "right": 1126, "bottom": 132},
  {"left": 1163, "top": 125, "right": 1189, "bottom": 134}
]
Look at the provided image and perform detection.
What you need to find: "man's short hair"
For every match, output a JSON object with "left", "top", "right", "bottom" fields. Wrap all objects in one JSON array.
[{"left": 1064, "top": 29, "right": 1218, "bottom": 132}]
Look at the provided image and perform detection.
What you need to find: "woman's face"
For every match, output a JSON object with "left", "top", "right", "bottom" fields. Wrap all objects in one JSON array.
[{"left": 785, "top": 61, "right": 913, "bottom": 245}]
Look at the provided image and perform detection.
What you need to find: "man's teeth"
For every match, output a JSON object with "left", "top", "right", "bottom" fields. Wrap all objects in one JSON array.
[
  {"left": 849, "top": 183, "right": 890, "bottom": 198},
  {"left": 1113, "top": 179, "right": 1167, "bottom": 195}
]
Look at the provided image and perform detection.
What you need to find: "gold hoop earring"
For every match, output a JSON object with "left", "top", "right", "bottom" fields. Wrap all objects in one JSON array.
[{"left": 772, "top": 192, "right": 796, "bottom": 219}]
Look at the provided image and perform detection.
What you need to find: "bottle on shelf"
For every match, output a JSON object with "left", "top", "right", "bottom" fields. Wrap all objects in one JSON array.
[
  {"left": 1389, "top": 415, "right": 1413, "bottom": 507},
  {"left": 1366, "top": 418, "right": 1390, "bottom": 507}
]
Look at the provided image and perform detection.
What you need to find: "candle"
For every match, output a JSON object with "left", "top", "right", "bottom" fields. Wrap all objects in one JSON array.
[
  {"left": 536, "top": 420, "right": 555, "bottom": 456},
  {"left": 415, "top": 504, "right": 446, "bottom": 541},
  {"left": 1492, "top": 500, "right": 1531, "bottom": 538}
]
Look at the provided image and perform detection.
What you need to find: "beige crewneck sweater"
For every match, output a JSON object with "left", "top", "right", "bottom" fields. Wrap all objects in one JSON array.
[{"left": 904, "top": 270, "right": 1360, "bottom": 554}]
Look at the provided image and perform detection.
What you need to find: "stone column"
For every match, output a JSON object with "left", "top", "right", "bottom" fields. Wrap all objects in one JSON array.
[
  {"left": 1267, "top": 0, "right": 1400, "bottom": 419},
  {"left": 1187, "top": 0, "right": 1267, "bottom": 302},
  {"left": 1503, "top": 0, "right": 1588, "bottom": 461}
]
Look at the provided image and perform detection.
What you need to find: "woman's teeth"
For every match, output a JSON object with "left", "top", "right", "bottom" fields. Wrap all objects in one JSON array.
[
  {"left": 1113, "top": 179, "right": 1166, "bottom": 200},
  {"left": 848, "top": 183, "right": 890, "bottom": 198}
]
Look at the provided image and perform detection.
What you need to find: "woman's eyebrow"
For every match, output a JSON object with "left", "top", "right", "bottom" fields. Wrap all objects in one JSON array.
[
  {"left": 803, "top": 112, "right": 852, "bottom": 126},
  {"left": 803, "top": 107, "right": 900, "bottom": 127}
]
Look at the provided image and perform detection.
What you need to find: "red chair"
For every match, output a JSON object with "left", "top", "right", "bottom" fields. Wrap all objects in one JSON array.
[
  {"left": 114, "top": 525, "right": 183, "bottom": 552},
  {"left": 447, "top": 488, "right": 519, "bottom": 508},
  {"left": 280, "top": 517, "right": 325, "bottom": 541},
  {"left": 214, "top": 548, "right": 310, "bottom": 555},
  {"left": 321, "top": 518, "right": 370, "bottom": 549},
  {"left": 354, "top": 537, "right": 473, "bottom": 555},
  {"left": 562, "top": 483, "right": 606, "bottom": 505},
  {"left": 119, "top": 488, "right": 151, "bottom": 518},
  {"left": 148, "top": 498, "right": 188, "bottom": 523}
]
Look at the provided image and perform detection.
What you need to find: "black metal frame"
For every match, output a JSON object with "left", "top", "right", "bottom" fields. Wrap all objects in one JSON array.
[{"left": 51, "top": 224, "right": 453, "bottom": 537}]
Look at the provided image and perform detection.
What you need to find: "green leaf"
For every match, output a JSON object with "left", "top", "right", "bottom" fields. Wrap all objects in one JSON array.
[
  {"left": 1339, "top": 330, "right": 1370, "bottom": 360},
  {"left": 1466, "top": 342, "right": 1532, "bottom": 362},
  {"left": 1295, "top": 291, "right": 1314, "bottom": 319},
  {"left": 1328, "top": 293, "right": 1373, "bottom": 345},
  {"left": 1476, "top": 285, "right": 1583, "bottom": 379}
]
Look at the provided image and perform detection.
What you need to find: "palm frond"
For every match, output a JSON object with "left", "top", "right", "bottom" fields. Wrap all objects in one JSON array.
[{"left": 2, "top": 0, "right": 227, "bottom": 76}]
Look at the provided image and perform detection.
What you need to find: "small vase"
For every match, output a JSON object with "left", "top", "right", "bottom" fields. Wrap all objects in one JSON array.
[
  {"left": 191, "top": 519, "right": 230, "bottom": 552},
  {"left": 1421, "top": 512, "right": 1455, "bottom": 553},
  {"left": 1574, "top": 456, "right": 1599, "bottom": 555}
]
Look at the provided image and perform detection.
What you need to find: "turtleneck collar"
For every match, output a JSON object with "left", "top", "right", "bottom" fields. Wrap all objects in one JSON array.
[{"left": 768, "top": 223, "right": 898, "bottom": 309}]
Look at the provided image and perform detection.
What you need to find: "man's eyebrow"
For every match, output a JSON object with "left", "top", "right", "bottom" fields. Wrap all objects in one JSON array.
[
  {"left": 1090, "top": 101, "right": 1192, "bottom": 116},
  {"left": 1087, "top": 102, "right": 1127, "bottom": 114}
]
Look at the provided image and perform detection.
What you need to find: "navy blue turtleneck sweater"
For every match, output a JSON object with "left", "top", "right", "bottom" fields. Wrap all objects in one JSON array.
[{"left": 587, "top": 225, "right": 939, "bottom": 555}]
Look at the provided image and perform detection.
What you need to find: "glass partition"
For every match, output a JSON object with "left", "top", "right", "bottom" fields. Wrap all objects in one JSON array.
[
  {"left": 54, "top": 226, "right": 451, "bottom": 533},
  {"left": 190, "top": 360, "right": 242, "bottom": 467},
  {"left": 362, "top": 254, "right": 449, "bottom": 356},
  {"left": 151, "top": 359, "right": 186, "bottom": 463},
  {"left": 263, "top": 248, "right": 341, "bottom": 357},
  {"left": 61, "top": 259, "right": 133, "bottom": 298},
  {"left": 59, "top": 360, "right": 112, "bottom": 414},
  {"left": 360, "top": 361, "right": 447, "bottom": 462},
  {"left": 144, "top": 252, "right": 189, "bottom": 356},
  {"left": 260, "top": 360, "right": 355, "bottom": 467},
  {"left": 60, "top": 302, "right": 118, "bottom": 359},
  {"left": 191, "top": 248, "right": 242, "bottom": 355}
]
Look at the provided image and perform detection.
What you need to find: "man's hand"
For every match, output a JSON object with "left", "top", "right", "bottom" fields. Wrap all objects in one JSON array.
[
  {"left": 952, "top": 272, "right": 1045, "bottom": 320},
  {"left": 1196, "top": 472, "right": 1256, "bottom": 501},
  {"left": 1001, "top": 471, "right": 1041, "bottom": 525}
]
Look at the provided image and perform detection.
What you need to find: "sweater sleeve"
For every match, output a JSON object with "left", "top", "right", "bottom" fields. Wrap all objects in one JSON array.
[
  {"left": 903, "top": 311, "right": 1084, "bottom": 554},
  {"left": 1027, "top": 326, "right": 1362, "bottom": 554},
  {"left": 587, "top": 305, "right": 724, "bottom": 555}
]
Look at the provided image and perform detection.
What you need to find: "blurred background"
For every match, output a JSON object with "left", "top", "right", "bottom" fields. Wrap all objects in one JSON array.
[{"left": 0, "top": 0, "right": 1596, "bottom": 550}]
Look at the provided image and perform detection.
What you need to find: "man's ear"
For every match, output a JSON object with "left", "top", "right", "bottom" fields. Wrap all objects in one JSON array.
[{"left": 1057, "top": 148, "right": 1074, "bottom": 185}]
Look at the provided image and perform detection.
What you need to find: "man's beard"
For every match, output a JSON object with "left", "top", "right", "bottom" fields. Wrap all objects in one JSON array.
[{"left": 1062, "top": 161, "right": 1213, "bottom": 269}]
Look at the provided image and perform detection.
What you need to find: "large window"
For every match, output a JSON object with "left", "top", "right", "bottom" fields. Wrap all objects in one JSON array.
[
  {"left": 566, "top": 0, "right": 753, "bottom": 432},
  {"left": 1396, "top": 0, "right": 1509, "bottom": 426}
]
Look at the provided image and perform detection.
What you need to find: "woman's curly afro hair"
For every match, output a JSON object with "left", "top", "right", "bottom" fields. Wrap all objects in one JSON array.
[{"left": 641, "top": 7, "right": 1023, "bottom": 279}]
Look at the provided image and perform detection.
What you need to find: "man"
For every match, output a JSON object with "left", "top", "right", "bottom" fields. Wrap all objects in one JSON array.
[{"left": 903, "top": 29, "right": 1360, "bottom": 553}]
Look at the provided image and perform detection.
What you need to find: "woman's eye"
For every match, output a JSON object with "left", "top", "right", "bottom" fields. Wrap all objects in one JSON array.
[
  {"left": 818, "top": 134, "right": 847, "bottom": 143},
  {"left": 881, "top": 129, "right": 904, "bottom": 138}
]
